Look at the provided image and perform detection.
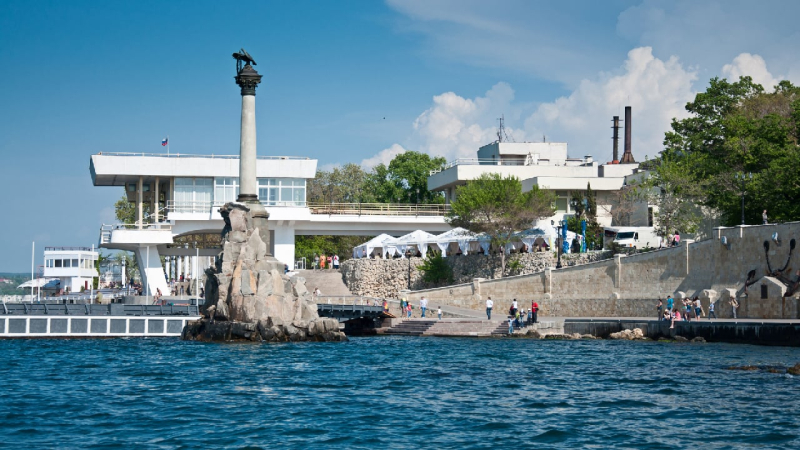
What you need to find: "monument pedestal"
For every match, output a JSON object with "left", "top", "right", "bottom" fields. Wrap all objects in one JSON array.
[{"left": 182, "top": 202, "right": 347, "bottom": 342}]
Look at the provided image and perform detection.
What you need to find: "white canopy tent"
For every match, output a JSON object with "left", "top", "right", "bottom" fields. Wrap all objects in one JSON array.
[
  {"left": 393, "top": 230, "right": 437, "bottom": 258},
  {"left": 352, "top": 233, "right": 397, "bottom": 259}
]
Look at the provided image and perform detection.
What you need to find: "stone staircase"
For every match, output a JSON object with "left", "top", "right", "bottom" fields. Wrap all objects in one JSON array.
[
  {"left": 424, "top": 319, "right": 509, "bottom": 337},
  {"left": 381, "top": 319, "right": 510, "bottom": 337},
  {"left": 382, "top": 319, "right": 437, "bottom": 336}
]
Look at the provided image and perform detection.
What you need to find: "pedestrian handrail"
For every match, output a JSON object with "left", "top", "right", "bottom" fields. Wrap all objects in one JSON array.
[
  {"left": 95, "top": 152, "right": 309, "bottom": 161},
  {"left": 307, "top": 202, "right": 449, "bottom": 217},
  {"left": 0, "top": 303, "right": 200, "bottom": 316}
]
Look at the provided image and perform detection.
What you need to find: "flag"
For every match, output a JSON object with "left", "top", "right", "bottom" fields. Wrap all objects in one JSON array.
[{"left": 162, "top": 137, "right": 168, "bottom": 146}]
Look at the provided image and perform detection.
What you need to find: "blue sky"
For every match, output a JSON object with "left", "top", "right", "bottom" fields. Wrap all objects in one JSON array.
[{"left": 1, "top": 0, "right": 799, "bottom": 272}]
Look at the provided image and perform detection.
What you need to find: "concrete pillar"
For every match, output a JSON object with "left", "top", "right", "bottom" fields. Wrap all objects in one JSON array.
[
  {"left": 165, "top": 258, "right": 170, "bottom": 283},
  {"left": 154, "top": 176, "right": 160, "bottom": 223},
  {"left": 614, "top": 254, "right": 623, "bottom": 288},
  {"left": 177, "top": 256, "right": 182, "bottom": 280},
  {"left": 137, "top": 176, "right": 143, "bottom": 230},
  {"left": 238, "top": 94, "right": 257, "bottom": 201},
  {"left": 134, "top": 245, "right": 168, "bottom": 298},
  {"left": 235, "top": 63, "right": 262, "bottom": 203},
  {"left": 273, "top": 225, "right": 295, "bottom": 268}
]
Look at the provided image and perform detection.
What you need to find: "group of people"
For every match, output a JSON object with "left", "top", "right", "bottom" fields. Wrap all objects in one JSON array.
[
  {"left": 399, "top": 296, "right": 442, "bottom": 320},
  {"left": 313, "top": 254, "right": 340, "bottom": 270},
  {"left": 657, "top": 294, "right": 733, "bottom": 329},
  {"left": 663, "top": 231, "right": 681, "bottom": 248},
  {"left": 486, "top": 297, "right": 539, "bottom": 334}
]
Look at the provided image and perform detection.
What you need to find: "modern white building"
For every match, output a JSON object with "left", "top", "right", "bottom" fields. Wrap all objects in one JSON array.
[
  {"left": 43, "top": 247, "right": 99, "bottom": 293},
  {"left": 428, "top": 141, "right": 644, "bottom": 227},
  {"left": 90, "top": 152, "right": 449, "bottom": 296}
]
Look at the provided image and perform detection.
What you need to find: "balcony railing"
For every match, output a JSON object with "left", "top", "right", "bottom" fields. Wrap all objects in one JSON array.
[
  {"left": 95, "top": 152, "right": 310, "bottom": 161},
  {"left": 165, "top": 200, "right": 307, "bottom": 214},
  {"left": 99, "top": 223, "right": 173, "bottom": 245},
  {"left": 307, "top": 202, "right": 449, "bottom": 217},
  {"left": 429, "top": 157, "right": 589, "bottom": 175}
]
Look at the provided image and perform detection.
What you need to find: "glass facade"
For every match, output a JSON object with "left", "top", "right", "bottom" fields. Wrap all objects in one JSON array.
[
  {"left": 174, "top": 178, "right": 212, "bottom": 212},
  {"left": 171, "top": 177, "right": 306, "bottom": 211},
  {"left": 258, "top": 178, "right": 306, "bottom": 206},
  {"left": 214, "top": 177, "right": 239, "bottom": 204}
]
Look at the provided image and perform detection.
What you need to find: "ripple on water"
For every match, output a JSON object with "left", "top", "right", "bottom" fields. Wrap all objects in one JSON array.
[{"left": 1, "top": 338, "right": 800, "bottom": 448}]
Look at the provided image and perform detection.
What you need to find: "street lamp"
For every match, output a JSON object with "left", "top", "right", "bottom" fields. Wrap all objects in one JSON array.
[
  {"left": 735, "top": 172, "right": 753, "bottom": 225},
  {"left": 552, "top": 220, "right": 563, "bottom": 269}
]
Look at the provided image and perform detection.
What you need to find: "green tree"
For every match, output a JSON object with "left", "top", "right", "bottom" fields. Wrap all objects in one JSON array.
[
  {"left": 661, "top": 76, "right": 800, "bottom": 226},
  {"left": 567, "top": 183, "right": 603, "bottom": 250},
  {"left": 416, "top": 251, "right": 453, "bottom": 284},
  {"left": 446, "top": 173, "right": 555, "bottom": 277}
]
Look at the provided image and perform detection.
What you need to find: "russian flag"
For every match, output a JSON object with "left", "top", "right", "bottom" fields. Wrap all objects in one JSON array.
[{"left": 161, "top": 137, "right": 168, "bottom": 146}]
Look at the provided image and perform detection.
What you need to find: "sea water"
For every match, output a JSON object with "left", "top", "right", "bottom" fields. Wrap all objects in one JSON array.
[{"left": 1, "top": 337, "right": 800, "bottom": 449}]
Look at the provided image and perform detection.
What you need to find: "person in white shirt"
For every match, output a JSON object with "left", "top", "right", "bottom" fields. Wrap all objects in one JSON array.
[
  {"left": 420, "top": 296, "right": 428, "bottom": 318},
  {"left": 486, "top": 297, "right": 493, "bottom": 320}
]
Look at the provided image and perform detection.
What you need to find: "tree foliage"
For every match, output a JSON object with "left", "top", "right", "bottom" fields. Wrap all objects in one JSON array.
[
  {"left": 568, "top": 183, "right": 603, "bottom": 250},
  {"left": 416, "top": 251, "right": 453, "bottom": 284},
  {"left": 659, "top": 77, "right": 800, "bottom": 226},
  {"left": 306, "top": 151, "right": 446, "bottom": 205},
  {"left": 446, "top": 173, "right": 555, "bottom": 277}
]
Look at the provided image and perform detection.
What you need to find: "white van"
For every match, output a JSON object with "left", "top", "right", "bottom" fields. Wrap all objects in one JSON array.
[{"left": 604, "top": 226, "right": 661, "bottom": 250}]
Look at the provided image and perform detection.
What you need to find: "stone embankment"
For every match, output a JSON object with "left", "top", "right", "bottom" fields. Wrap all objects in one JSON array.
[{"left": 341, "top": 251, "right": 612, "bottom": 299}]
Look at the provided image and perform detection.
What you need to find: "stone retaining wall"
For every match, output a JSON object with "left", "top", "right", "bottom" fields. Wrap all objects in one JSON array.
[
  {"left": 340, "top": 251, "right": 612, "bottom": 300},
  {"left": 393, "top": 223, "right": 800, "bottom": 320}
]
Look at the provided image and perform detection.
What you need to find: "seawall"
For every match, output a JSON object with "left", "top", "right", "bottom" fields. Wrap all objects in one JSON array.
[{"left": 394, "top": 222, "right": 800, "bottom": 320}]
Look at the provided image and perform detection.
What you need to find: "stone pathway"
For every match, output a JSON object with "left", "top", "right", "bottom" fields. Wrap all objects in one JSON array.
[{"left": 293, "top": 269, "right": 352, "bottom": 296}]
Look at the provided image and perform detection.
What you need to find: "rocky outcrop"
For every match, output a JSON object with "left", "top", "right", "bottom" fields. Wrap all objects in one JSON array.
[
  {"left": 341, "top": 251, "right": 612, "bottom": 299},
  {"left": 182, "top": 202, "right": 347, "bottom": 342},
  {"left": 609, "top": 328, "right": 646, "bottom": 340}
]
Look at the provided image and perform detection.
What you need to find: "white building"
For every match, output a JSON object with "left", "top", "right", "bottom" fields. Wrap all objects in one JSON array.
[
  {"left": 428, "top": 141, "right": 643, "bottom": 227},
  {"left": 43, "top": 247, "right": 98, "bottom": 293},
  {"left": 90, "top": 152, "right": 449, "bottom": 296}
]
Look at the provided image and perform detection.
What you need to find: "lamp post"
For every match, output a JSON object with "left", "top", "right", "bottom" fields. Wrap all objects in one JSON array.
[
  {"left": 552, "top": 220, "right": 563, "bottom": 269},
  {"left": 735, "top": 172, "right": 752, "bottom": 225}
]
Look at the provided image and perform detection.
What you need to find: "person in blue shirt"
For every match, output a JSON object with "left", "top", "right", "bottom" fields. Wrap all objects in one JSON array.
[{"left": 666, "top": 295, "right": 674, "bottom": 313}]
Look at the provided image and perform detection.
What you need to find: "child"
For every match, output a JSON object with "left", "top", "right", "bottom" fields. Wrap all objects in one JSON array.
[{"left": 437, "top": 306, "right": 442, "bottom": 320}]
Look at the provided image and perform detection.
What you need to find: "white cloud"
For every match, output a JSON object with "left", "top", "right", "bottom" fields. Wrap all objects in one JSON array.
[
  {"left": 360, "top": 144, "right": 407, "bottom": 169},
  {"left": 360, "top": 47, "right": 790, "bottom": 168},
  {"left": 722, "top": 53, "right": 783, "bottom": 91},
  {"left": 407, "top": 82, "right": 525, "bottom": 161},
  {"left": 524, "top": 47, "right": 697, "bottom": 163},
  {"left": 616, "top": 0, "right": 800, "bottom": 84}
]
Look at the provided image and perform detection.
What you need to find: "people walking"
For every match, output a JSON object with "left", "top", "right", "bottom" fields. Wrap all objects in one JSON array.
[
  {"left": 508, "top": 317, "right": 514, "bottom": 335},
  {"left": 437, "top": 306, "right": 442, "bottom": 321},
  {"left": 531, "top": 301, "right": 539, "bottom": 324},
  {"left": 763, "top": 210, "right": 768, "bottom": 225},
  {"left": 708, "top": 301, "right": 717, "bottom": 319},
  {"left": 333, "top": 254, "right": 340, "bottom": 269},
  {"left": 730, "top": 297, "right": 739, "bottom": 319},
  {"left": 420, "top": 296, "right": 428, "bottom": 318},
  {"left": 486, "top": 296, "right": 493, "bottom": 320},
  {"left": 314, "top": 254, "right": 319, "bottom": 270}
]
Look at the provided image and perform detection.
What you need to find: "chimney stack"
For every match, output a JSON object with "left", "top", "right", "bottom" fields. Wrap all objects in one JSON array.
[
  {"left": 621, "top": 106, "right": 636, "bottom": 163},
  {"left": 611, "top": 116, "right": 620, "bottom": 163}
]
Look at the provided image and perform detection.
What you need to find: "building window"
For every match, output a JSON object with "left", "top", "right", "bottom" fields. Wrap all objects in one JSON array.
[
  {"left": 258, "top": 178, "right": 306, "bottom": 206},
  {"left": 648, "top": 207, "right": 654, "bottom": 227},
  {"left": 72, "top": 259, "right": 79, "bottom": 268},
  {"left": 215, "top": 177, "right": 239, "bottom": 205},
  {"left": 175, "top": 178, "right": 213, "bottom": 213},
  {"left": 554, "top": 191, "right": 569, "bottom": 213}
]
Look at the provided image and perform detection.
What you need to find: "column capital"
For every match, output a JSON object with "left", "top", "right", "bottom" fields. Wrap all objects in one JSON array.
[{"left": 235, "top": 64, "right": 262, "bottom": 96}]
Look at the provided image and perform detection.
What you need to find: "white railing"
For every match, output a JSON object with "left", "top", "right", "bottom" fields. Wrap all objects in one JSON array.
[
  {"left": 95, "top": 152, "right": 310, "bottom": 161},
  {"left": 429, "top": 157, "right": 590, "bottom": 174},
  {"left": 165, "top": 200, "right": 308, "bottom": 214},
  {"left": 307, "top": 202, "right": 449, "bottom": 217},
  {"left": 99, "top": 223, "right": 173, "bottom": 244}
]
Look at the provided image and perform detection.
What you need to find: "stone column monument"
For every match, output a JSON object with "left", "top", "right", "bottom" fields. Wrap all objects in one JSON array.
[{"left": 182, "top": 49, "right": 346, "bottom": 342}]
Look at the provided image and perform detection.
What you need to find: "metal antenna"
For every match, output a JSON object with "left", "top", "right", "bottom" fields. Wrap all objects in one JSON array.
[{"left": 497, "top": 115, "right": 513, "bottom": 142}]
